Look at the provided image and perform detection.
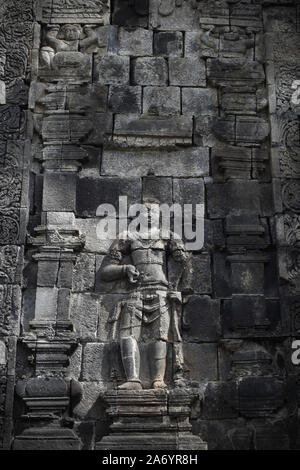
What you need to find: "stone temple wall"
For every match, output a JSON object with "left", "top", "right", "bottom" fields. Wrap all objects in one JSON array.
[{"left": 0, "top": 0, "right": 300, "bottom": 450}]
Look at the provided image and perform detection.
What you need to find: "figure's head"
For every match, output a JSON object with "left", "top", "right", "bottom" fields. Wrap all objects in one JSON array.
[{"left": 60, "top": 24, "right": 82, "bottom": 41}]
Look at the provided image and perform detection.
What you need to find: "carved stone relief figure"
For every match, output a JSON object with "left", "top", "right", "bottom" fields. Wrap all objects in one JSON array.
[
  {"left": 100, "top": 206, "right": 188, "bottom": 390},
  {"left": 40, "top": 24, "right": 100, "bottom": 70}
]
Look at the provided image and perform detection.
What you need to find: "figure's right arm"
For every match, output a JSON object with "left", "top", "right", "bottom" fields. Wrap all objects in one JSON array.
[
  {"left": 100, "top": 238, "right": 139, "bottom": 283},
  {"left": 45, "top": 26, "right": 60, "bottom": 50}
]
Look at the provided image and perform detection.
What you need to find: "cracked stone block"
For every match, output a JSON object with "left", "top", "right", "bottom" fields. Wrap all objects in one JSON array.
[
  {"left": 94, "top": 55, "right": 130, "bottom": 85},
  {"left": 108, "top": 85, "right": 142, "bottom": 113},
  {"left": 182, "top": 88, "right": 218, "bottom": 116},
  {"left": 143, "top": 86, "right": 180, "bottom": 115},
  {"left": 169, "top": 58, "right": 206, "bottom": 87},
  {"left": 182, "top": 296, "right": 220, "bottom": 342},
  {"left": 72, "top": 254, "right": 96, "bottom": 292},
  {"left": 181, "top": 254, "right": 212, "bottom": 295},
  {"left": 132, "top": 57, "right": 168, "bottom": 85},
  {"left": 118, "top": 27, "right": 153, "bottom": 56},
  {"left": 154, "top": 31, "right": 183, "bottom": 57},
  {"left": 70, "top": 293, "right": 99, "bottom": 341}
]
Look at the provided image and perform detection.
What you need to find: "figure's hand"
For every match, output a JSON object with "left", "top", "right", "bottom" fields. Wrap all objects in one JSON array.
[
  {"left": 125, "top": 265, "right": 140, "bottom": 284},
  {"left": 168, "top": 291, "right": 182, "bottom": 304}
]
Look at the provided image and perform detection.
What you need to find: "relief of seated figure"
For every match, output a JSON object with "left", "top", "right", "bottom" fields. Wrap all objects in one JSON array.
[{"left": 40, "top": 24, "right": 99, "bottom": 71}]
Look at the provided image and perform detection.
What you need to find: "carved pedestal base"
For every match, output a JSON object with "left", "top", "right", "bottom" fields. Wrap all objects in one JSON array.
[
  {"left": 13, "top": 426, "right": 81, "bottom": 450},
  {"left": 96, "top": 389, "right": 207, "bottom": 451}
]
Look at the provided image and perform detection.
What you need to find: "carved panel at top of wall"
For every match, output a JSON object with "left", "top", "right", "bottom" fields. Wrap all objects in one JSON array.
[{"left": 39, "top": 0, "right": 111, "bottom": 24}]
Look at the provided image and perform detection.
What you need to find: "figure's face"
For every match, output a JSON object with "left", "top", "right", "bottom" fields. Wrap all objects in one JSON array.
[
  {"left": 173, "top": 248, "right": 187, "bottom": 263},
  {"left": 62, "top": 25, "right": 81, "bottom": 41}
]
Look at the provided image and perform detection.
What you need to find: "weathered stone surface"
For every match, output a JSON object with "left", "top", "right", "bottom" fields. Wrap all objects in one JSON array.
[
  {"left": 169, "top": 58, "right": 206, "bottom": 87},
  {"left": 207, "top": 181, "right": 261, "bottom": 218},
  {"left": 112, "top": 0, "right": 149, "bottom": 27},
  {"left": 132, "top": 57, "right": 168, "bottom": 85},
  {"left": 143, "top": 86, "right": 180, "bottom": 115},
  {"left": 143, "top": 176, "right": 173, "bottom": 204},
  {"left": 42, "top": 173, "right": 76, "bottom": 212},
  {"left": 108, "top": 86, "right": 141, "bottom": 113},
  {"left": 70, "top": 293, "right": 98, "bottom": 341},
  {"left": 183, "top": 296, "right": 220, "bottom": 342},
  {"left": 182, "top": 88, "right": 218, "bottom": 116},
  {"left": 154, "top": 32, "right": 183, "bottom": 57},
  {"left": 173, "top": 178, "right": 205, "bottom": 208},
  {"left": 183, "top": 343, "right": 218, "bottom": 382},
  {"left": 76, "top": 176, "right": 142, "bottom": 217},
  {"left": 72, "top": 254, "right": 96, "bottom": 292},
  {"left": 81, "top": 342, "right": 116, "bottom": 382},
  {"left": 101, "top": 148, "right": 209, "bottom": 177},
  {"left": 207, "top": 58, "right": 265, "bottom": 88},
  {"left": 94, "top": 55, "right": 130, "bottom": 85},
  {"left": 118, "top": 27, "right": 153, "bottom": 56},
  {"left": 201, "top": 382, "right": 238, "bottom": 419}
]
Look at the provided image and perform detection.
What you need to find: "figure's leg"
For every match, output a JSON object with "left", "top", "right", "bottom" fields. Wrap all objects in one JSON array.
[
  {"left": 118, "top": 301, "right": 142, "bottom": 390},
  {"left": 150, "top": 340, "right": 167, "bottom": 389},
  {"left": 118, "top": 335, "right": 142, "bottom": 390}
]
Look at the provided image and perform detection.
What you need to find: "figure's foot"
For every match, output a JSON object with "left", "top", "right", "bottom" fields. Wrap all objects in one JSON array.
[
  {"left": 152, "top": 379, "right": 167, "bottom": 389},
  {"left": 118, "top": 381, "right": 142, "bottom": 391}
]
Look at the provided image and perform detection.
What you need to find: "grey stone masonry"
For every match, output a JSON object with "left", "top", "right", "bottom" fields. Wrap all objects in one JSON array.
[{"left": 1, "top": 0, "right": 299, "bottom": 452}]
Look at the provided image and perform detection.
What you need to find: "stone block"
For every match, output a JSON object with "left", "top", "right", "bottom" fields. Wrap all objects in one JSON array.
[
  {"left": 72, "top": 254, "right": 96, "bottom": 292},
  {"left": 118, "top": 27, "right": 153, "bottom": 56},
  {"left": 207, "top": 58, "right": 265, "bottom": 88},
  {"left": 169, "top": 58, "right": 206, "bottom": 87},
  {"left": 112, "top": 114, "right": 193, "bottom": 146},
  {"left": 143, "top": 176, "right": 173, "bottom": 204},
  {"left": 76, "top": 176, "right": 142, "bottom": 217},
  {"left": 211, "top": 145, "right": 252, "bottom": 182},
  {"left": 112, "top": 0, "right": 149, "bottom": 27},
  {"left": 143, "top": 86, "right": 180, "bottom": 115},
  {"left": 213, "top": 253, "right": 232, "bottom": 299},
  {"left": 231, "top": 262, "right": 265, "bottom": 295},
  {"left": 70, "top": 293, "right": 99, "bottom": 341},
  {"left": 149, "top": 0, "right": 201, "bottom": 31},
  {"left": 72, "top": 382, "right": 107, "bottom": 421},
  {"left": 181, "top": 254, "right": 212, "bottom": 295},
  {"left": 37, "top": 261, "right": 59, "bottom": 287},
  {"left": 185, "top": 31, "right": 219, "bottom": 58},
  {"left": 201, "top": 382, "right": 238, "bottom": 419},
  {"left": 154, "top": 32, "right": 183, "bottom": 57},
  {"left": 220, "top": 91, "right": 257, "bottom": 115},
  {"left": 194, "top": 115, "right": 219, "bottom": 147},
  {"left": 207, "top": 180, "right": 261, "bottom": 218},
  {"left": 182, "top": 88, "right": 218, "bottom": 116},
  {"left": 41, "top": 0, "right": 111, "bottom": 24},
  {"left": 95, "top": 55, "right": 130, "bottom": 85},
  {"left": 222, "top": 297, "right": 281, "bottom": 338},
  {"left": 34, "top": 287, "right": 58, "bottom": 321},
  {"left": 132, "top": 57, "right": 168, "bottom": 85},
  {"left": 41, "top": 112, "right": 113, "bottom": 145},
  {"left": 173, "top": 178, "right": 205, "bottom": 206},
  {"left": 42, "top": 173, "right": 76, "bottom": 212},
  {"left": 182, "top": 296, "right": 220, "bottom": 342},
  {"left": 81, "top": 342, "right": 117, "bottom": 382},
  {"left": 108, "top": 86, "right": 141, "bottom": 113},
  {"left": 183, "top": 343, "right": 218, "bottom": 382},
  {"left": 237, "top": 377, "right": 285, "bottom": 417},
  {"left": 101, "top": 148, "right": 209, "bottom": 177},
  {"left": 235, "top": 116, "right": 270, "bottom": 146},
  {"left": 75, "top": 218, "right": 113, "bottom": 254}
]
